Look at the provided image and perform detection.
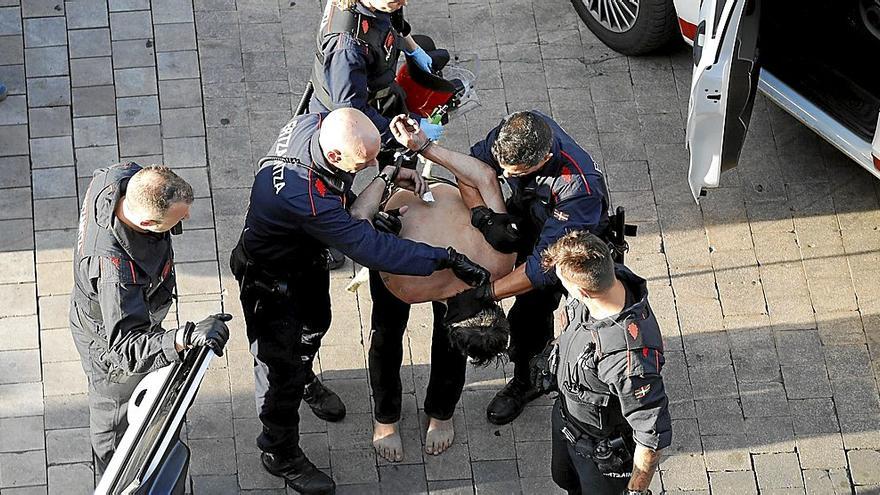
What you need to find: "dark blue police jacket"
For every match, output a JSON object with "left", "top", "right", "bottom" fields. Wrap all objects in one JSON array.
[
  {"left": 469, "top": 111, "right": 610, "bottom": 290},
  {"left": 309, "top": 2, "right": 401, "bottom": 147},
  {"left": 241, "top": 112, "right": 448, "bottom": 276}
]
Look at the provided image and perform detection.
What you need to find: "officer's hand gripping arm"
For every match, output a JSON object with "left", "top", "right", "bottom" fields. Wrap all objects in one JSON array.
[
  {"left": 470, "top": 206, "right": 522, "bottom": 254},
  {"left": 438, "top": 247, "right": 490, "bottom": 287}
]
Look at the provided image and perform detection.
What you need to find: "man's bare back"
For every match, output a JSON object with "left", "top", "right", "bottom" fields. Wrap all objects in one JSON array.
[{"left": 381, "top": 183, "right": 516, "bottom": 304}]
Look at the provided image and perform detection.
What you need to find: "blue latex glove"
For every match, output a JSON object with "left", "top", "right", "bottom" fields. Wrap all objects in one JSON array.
[
  {"left": 419, "top": 119, "right": 444, "bottom": 141},
  {"left": 406, "top": 46, "right": 433, "bottom": 74}
]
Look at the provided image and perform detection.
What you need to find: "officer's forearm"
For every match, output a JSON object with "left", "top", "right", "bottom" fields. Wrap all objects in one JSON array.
[
  {"left": 421, "top": 145, "right": 504, "bottom": 211},
  {"left": 628, "top": 444, "right": 662, "bottom": 491},
  {"left": 490, "top": 264, "right": 534, "bottom": 300},
  {"left": 350, "top": 166, "right": 394, "bottom": 221}
]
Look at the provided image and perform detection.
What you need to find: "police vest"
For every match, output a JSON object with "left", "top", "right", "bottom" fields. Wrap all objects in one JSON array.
[
  {"left": 311, "top": 4, "right": 403, "bottom": 111},
  {"left": 555, "top": 293, "right": 664, "bottom": 438}
]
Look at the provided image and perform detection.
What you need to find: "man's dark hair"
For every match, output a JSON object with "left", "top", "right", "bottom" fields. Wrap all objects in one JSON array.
[
  {"left": 541, "top": 230, "right": 615, "bottom": 292},
  {"left": 491, "top": 111, "right": 553, "bottom": 168},
  {"left": 447, "top": 304, "right": 509, "bottom": 367}
]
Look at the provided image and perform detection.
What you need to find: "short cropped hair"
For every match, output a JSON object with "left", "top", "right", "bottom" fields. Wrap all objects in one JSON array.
[
  {"left": 541, "top": 230, "right": 615, "bottom": 292},
  {"left": 127, "top": 165, "right": 194, "bottom": 220},
  {"left": 448, "top": 304, "right": 509, "bottom": 367},
  {"left": 491, "top": 111, "right": 553, "bottom": 168}
]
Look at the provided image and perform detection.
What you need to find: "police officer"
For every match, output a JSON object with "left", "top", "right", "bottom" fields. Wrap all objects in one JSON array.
[
  {"left": 309, "top": 0, "right": 443, "bottom": 146},
  {"left": 536, "top": 230, "right": 670, "bottom": 495},
  {"left": 229, "top": 107, "right": 488, "bottom": 494},
  {"left": 392, "top": 110, "right": 611, "bottom": 425},
  {"left": 69, "top": 163, "right": 232, "bottom": 477}
]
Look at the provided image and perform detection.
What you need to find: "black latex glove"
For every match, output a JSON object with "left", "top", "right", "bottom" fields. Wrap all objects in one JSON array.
[
  {"left": 470, "top": 206, "right": 522, "bottom": 254},
  {"left": 374, "top": 208, "right": 403, "bottom": 235},
  {"left": 185, "top": 313, "right": 232, "bottom": 356},
  {"left": 529, "top": 340, "right": 559, "bottom": 395},
  {"left": 440, "top": 247, "right": 490, "bottom": 287},
  {"left": 444, "top": 283, "right": 494, "bottom": 326}
]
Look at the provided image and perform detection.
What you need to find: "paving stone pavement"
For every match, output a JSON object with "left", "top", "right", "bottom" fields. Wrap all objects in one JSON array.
[{"left": 2, "top": 0, "right": 880, "bottom": 493}]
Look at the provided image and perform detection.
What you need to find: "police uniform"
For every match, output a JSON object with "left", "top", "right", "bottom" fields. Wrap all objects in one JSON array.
[
  {"left": 469, "top": 110, "right": 611, "bottom": 383},
  {"left": 550, "top": 265, "right": 671, "bottom": 494},
  {"left": 230, "top": 112, "right": 455, "bottom": 460},
  {"left": 310, "top": 0, "right": 412, "bottom": 146},
  {"left": 69, "top": 162, "right": 180, "bottom": 474}
]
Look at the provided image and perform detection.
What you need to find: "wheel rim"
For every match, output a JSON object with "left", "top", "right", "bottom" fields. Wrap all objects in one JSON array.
[
  {"left": 582, "top": 0, "right": 640, "bottom": 33},
  {"left": 859, "top": 0, "right": 880, "bottom": 42}
]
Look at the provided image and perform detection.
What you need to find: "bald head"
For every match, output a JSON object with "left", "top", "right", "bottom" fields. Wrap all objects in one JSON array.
[{"left": 319, "top": 108, "right": 382, "bottom": 173}]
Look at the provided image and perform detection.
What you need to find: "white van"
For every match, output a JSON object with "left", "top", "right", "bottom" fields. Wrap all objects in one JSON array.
[{"left": 571, "top": 0, "right": 880, "bottom": 200}]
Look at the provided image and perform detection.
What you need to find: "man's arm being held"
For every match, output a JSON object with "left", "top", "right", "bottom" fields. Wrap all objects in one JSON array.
[{"left": 389, "top": 115, "right": 504, "bottom": 211}]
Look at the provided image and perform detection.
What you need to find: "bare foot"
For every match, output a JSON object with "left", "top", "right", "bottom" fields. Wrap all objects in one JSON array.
[
  {"left": 425, "top": 416, "right": 454, "bottom": 456},
  {"left": 372, "top": 421, "right": 403, "bottom": 462}
]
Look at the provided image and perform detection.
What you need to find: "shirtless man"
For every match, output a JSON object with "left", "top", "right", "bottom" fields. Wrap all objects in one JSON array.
[{"left": 368, "top": 117, "right": 520, "bottom": 462}]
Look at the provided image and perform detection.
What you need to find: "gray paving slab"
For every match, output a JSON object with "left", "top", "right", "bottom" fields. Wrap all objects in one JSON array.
[
  {"left": 22, "top": 16, "right": 66, "bottom": 47},
  {"left": 64, "top": 0, "right": 107, "bottom": 29},
  {"left": 25, "top": 76, "right": 70, "bottom": 107},
  {"left": 28, "top": 106, "right": 71, "bottom": 138}
]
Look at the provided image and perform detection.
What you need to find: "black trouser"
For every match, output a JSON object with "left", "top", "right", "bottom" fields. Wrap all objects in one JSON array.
[
  {"left": 69, "top": 302, "right": 143, "bottom": 477},
  {"left": 507, "top": 285, "right": 564, "bottom": 383},
  {"left": 551, "top": 400, "right": 631, "bottom": 495},
  {"left": 367, "top": 270, "right": 467, "bottom": 424},
  {"left": 231, "top": 243, "right": 331, "bottom": 456}
]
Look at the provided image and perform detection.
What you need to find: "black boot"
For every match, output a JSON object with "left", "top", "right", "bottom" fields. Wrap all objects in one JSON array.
[
  {"left": 303, "top": 376, "right": 346, "bottom": 422},
  {"left": 486, "top": 376, "right": 541, "bottom": 425},
  {"left": 261, "top": 451, "right": 335, "bottom": 494}
]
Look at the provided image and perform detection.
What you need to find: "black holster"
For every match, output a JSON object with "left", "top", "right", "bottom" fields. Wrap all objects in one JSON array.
[
  {"left": 560, "top": 408, "right": 632, "bottom": 475},
  {"left": 603, "top": 206, "right": 638, "bottom": 264},
  {"left": 230, "top": 239, "right": 291, "bottom": 302}
]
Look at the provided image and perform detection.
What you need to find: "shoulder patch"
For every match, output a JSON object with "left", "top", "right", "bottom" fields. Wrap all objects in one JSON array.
[
  {"left": 634, "top": 384, "right": 651, "bottom": 399},
  {"left": 552, "top": 209, "right": 569, "bottom": 222},
  {"left": 627, "top": 321, "right": 639, "bottom": 340}
]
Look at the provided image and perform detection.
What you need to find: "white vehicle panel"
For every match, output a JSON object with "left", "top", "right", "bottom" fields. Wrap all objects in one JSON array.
[{"left": 686, "top": 0, "right": 761, "bottom": 200}]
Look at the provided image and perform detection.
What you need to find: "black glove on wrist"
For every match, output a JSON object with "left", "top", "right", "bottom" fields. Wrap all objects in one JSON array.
[
  {"left": 443, "top": 283, "right": 494, "bottom": 326},
  {"left": 440, "top": 247, "right": 490, "bottom": 287},
  {"left": 185, "top": 313, "right": 232, "bottom": 356},
  {"left": 373, "top": 208, "right": 403, "bottom": 235},
  {"left": 470, "top": 206, "right": 522, "bottom": 254},
  {"left": 529, "top": 340, "right": 559, "bottom": 394}
]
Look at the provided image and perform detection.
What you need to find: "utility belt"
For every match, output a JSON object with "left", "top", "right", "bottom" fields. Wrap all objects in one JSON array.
[
  {"left": 558, "top": 403, "right": 633, "bottom": 476},
  {"left": 230, "top": 235, "right": 327, "bottom": 301}
]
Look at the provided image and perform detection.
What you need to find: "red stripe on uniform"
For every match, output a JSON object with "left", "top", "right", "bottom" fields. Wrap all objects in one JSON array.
[
  {"left": 308, "top": 169, "right": 317, "bottom": 216},
  {"left": 129, "top": 261, "right": 137, "bottom": 283},
  {"left": 559, "top": 150, "right": 592, "bottom": 195}
]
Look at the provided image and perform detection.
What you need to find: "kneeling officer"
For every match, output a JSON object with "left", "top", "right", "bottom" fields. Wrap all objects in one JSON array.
[
  {"left": 535, "top": 231, "right": 671, "bottom": 495},
  {"left": 69, "top": 163, "right": 232, "bottom": 478},
  {"left": 230, "top": 108, "right": 488, "bottom": 494}
]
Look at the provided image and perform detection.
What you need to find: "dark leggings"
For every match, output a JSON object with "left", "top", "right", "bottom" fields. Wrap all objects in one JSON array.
[{"left": 367, "top": 270, "right": 467, "bottom": 423}]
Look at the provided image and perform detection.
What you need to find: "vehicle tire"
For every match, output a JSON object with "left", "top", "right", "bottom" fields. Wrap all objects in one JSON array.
[{"left": 571, "top": 0, "right": 678, "bottom": 55}]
